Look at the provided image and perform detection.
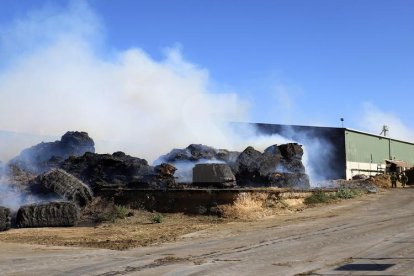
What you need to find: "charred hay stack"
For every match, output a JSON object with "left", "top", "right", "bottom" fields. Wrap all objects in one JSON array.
[
  {"left": 0, "top": 207, "right": 11, "bottom": 231},
  {"left": 2, "top": 131, "right": 313, "bottom": 226},
  {"left": 16, "top": 202, "right": 79, "bottom": 228},
  {"left": 161, "top": 143, "right": 310, "bottom": 189},
  {"left": 9, "top": 131, "right": 95, "bottom": 173},
  {"left": 61, "top": 151, "right": 176, "bottom": 193},
  {"left": 159, "top": 144, "right": 240, "bottom": 164}
]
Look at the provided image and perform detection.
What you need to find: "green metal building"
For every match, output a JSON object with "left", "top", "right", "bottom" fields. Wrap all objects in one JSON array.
[{"left": 345, "top": 129, "right": 414, "bottom": 179}]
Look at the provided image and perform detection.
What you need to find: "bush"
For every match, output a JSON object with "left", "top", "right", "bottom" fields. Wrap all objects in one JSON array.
[
  {"left": 304, "top": 190, "right": 333, "bottom": 205},
  {"left": 305, "top": 188, "right": 363, "bottom": 205},
  {"left": 152, "top": 213, "right": 164, "bottom": 224},
  {"left": 335, "top": 188, "right": 362, "bottom": 199}
]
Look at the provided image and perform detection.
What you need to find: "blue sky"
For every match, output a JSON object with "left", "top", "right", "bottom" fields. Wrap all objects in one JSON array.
[
  {"left": 92, "top": 0, "right": 414, "bottom": 127},
  {"left": 0, "top": 0, "right": 413, "bottom": 152}
]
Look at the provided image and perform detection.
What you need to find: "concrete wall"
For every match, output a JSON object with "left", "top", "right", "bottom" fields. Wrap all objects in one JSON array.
[{"left": 346, "top": 161, "right": 386, "bottom": 180}]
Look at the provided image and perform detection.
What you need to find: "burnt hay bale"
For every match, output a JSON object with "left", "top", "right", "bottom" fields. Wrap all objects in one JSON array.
[
  {"left": 37, "top": 169, "right": 93, "bottom": 207},
  {"left": 157, "top": 144, "right": 240, "bottom": 164},
  {"left": 193, "top": 163, "right": 236, "bottom": 188},
  {"left": 278, "top": 143, "right": 304, "bottom": 160},
  {"left": 0, "top": 207, "right": 11, "bottom": 231},
  {"left": 16, "top": 202, "right": 80, "bottom": 228},
  {"left": 234, "top": 146, "right": 281, "bottom": 184}
]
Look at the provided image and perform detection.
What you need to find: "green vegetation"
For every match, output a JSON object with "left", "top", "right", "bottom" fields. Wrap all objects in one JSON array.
[
  {"left": 335, "top": 188, "right": 362, "bottom": 199},
  {"left": 304, "top": 188, "right": 363, "bottom": 205},
  {"left": 304, "top": 190, "right": 334, "bottom": 205},
  {"left": 152, "top": 213, "right": 164, "bottom": 224}
]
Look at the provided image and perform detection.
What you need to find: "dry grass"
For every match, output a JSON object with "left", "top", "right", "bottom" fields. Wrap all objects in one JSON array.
[
  {"left": 219, "top": 193, "right": 268, "bottom": 220},
  {"left": 364, "top": 174, "right": 391, "bottom": 189}
]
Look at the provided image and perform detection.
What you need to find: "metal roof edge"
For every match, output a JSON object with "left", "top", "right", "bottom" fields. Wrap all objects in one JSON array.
[
  {"left": 234, "top": 122, "right": 414, "bottom": 146},
  {"left": 345, "top": 128, "right": 414, "bottom": 146},
  {"left": 235, "top": 122, "right": 344, "bottom": 131}
]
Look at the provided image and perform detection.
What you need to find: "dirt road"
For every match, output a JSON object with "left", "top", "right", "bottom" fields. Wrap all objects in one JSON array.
[{"left": 1, "top": 188, "right": 414, "bottom": 275}]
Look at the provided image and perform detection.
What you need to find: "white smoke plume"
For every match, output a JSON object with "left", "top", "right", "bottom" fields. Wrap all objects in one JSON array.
[
  {"left": 359, "top": 103, "right": 414, "bottom": 141},
  {"left": 0, "top": 1, "right": 333, "bottom": 190},
  {"left": 0, "top": 1, "right": 248, "bottom": 163}
]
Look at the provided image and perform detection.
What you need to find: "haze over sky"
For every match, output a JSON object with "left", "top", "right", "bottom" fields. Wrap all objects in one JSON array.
[{"left": 0, "top": 0, "right": 413, "bottom": 159}]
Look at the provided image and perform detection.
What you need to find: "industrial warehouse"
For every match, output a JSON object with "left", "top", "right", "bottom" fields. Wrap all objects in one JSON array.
[{"left": 253, "top": 123, "right": 414, "bottom": 180}]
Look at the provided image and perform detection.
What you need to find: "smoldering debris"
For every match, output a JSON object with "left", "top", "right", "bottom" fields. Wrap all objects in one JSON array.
[
  {"left": 267, "top": 172, "right": 310, "bottom": 189},
  {"left": 60, "top": 151, "right": 176, "bottom": 193},
  {"left": 277, "top": 143, "right": 306, "bottom": 173},
  {"left": 1, "top": 131, "right": 312, "bottom": 230},
  {"left": 156, "top": 142, "right": 309, "bottom": 188},
  {"left": 16, "top": 202, "right": 80, "bottom": 228},
  {"left": 157, "top": 144, "right": 240, "bottom": 167}
]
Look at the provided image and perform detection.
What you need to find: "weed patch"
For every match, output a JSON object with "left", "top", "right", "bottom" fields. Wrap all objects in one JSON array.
[
  {"left": 304, "top": 190, "right": 335, "bottom": 205},
  {"left": 305, "top": 188, "right": 363, "bottom": 205},
  {"left": 152, "top": 213, "right": 164, "bottom": 224},
  {"left": 335, "top": 188, "right": 362, "bottom": 199}
]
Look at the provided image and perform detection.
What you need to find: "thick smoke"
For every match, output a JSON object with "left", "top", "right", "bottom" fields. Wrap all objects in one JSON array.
[
  {"left": 276, "top": 126, "right": 336, "bottom": 182},
  {"left": 0, "top": 2, "right": 248, "bottom": 163},
  {"left": 0, "top": 164, "right": 52, "bottom": 210}
]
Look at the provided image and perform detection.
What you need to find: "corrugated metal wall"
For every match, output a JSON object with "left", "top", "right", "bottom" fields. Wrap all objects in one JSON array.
[
  {"left": 389, "top": 140, "right": 414, "bottom": 164},
  {"left": 345, "top": 130, "right": 414, "bottom": 164},
  {"left": 345, "top": 131, "right": 390, "bottom": 163},
  {"left": 345, "top": 130, "right": 414, "bottom": 179}
]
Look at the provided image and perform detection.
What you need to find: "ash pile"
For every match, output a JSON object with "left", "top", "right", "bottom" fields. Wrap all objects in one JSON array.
[{"left": 0, "top": 131, "right": 310, "bottom": 231}]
